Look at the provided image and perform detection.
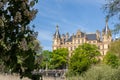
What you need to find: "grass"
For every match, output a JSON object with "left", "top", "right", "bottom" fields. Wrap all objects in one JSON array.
[
  {"left": 0, "top": 74, "right": 64, "bottom": 80},
  {"left": 66, "top": 64, "right": 120, "bottom": 80},
  {"left": 0, "top": 74, "right": 30, "bottom": 80}
]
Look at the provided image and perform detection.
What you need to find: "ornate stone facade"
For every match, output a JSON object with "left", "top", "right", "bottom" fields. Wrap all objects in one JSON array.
[{"left": 52, "top": 20, "right": 112, "bottom": 57}]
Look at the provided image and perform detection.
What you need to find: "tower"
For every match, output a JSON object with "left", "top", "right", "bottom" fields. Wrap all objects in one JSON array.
[
  {"left": 96, "top": 30, "right": 100, "bottom": 41},
  {"left": 65, "top": 32, "right": 69, "bottom": 41},
  {"left": 61, "top": 34, "right": 65, "bottom": 44},
  {"left": 101, "top": 17, "right": 112, "bottom": 55},
  {"left": 102, "top": 17, "right": 112, "bottom": 42},
  {"left": 53, "top": 25, "right": 61, "bottom": 50}
]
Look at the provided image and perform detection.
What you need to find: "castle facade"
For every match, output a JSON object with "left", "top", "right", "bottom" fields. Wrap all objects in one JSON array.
[{"left": 52, "top": 20, "right": 112, "bottom": 56}]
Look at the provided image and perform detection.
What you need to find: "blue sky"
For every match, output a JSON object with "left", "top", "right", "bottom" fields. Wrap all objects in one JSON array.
[{"left": 30, "top": 0, "right": 116, "bottom": 51}]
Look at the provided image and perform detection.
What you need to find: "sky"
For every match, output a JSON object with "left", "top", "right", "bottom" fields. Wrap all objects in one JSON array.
[{"left": 30, "top": 0, "right": 116, "bottom": 51}]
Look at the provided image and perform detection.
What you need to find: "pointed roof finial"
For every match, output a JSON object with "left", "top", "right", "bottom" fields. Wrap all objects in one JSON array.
[
  {"left": 54, "top": 25, "right": 60, "bottom": 38},
  {"left": 56, "top": 25, "right": 59, "bottom": 31},
  {"left": 103, "top": 15, "right": 110, "bottom": 35},
  {"left": 106, "top": 15, "right": 109, "bottom": 23},
  {"left": 105, "top": 15, "right": 109, "bottom": 34}
]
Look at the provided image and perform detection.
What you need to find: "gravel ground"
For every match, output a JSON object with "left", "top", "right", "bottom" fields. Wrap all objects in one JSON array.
[
  {"left": 0, "top": 74, "right": 65, "bottom": 80},
  {"left": 0, "top": 74, "right": 30, "bottom": 80},
  {"left": 43, "top": 76, "right": 65, "bottom": 80}
]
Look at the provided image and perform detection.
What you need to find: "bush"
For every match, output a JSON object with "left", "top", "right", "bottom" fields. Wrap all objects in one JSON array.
[
  {"left": 66, "top": 64, "right": 120, "bottom": 80},
  {"left": 81, "top": 64, "right": 120, "bottom": 80},
  {"left": 103, "top": 52, "right": 120, "bottom": 68}
]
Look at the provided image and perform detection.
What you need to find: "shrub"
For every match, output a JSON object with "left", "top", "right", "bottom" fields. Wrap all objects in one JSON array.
[
  {"left": 81, "top": 64, "right": 120, "bottom": 80},
  {"left": 103, "top": 52, "right": 120, "bottom": 68}
]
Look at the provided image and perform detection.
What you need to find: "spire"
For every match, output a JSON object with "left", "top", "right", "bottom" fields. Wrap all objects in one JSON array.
[
  {"left": 103, "top": 16, "right": 110, "bottom": 34},
  {"left": 54, "top": 25, "right": 61, "bottom": 38},
  {"left": 105, "top": 16, "right": 109, "bottom": 34},
  {"left": 56, "top": 25, "right": 59, "bottom": 33},
  {"left": 77, "top": 29, "right": 81, "bottom": 33}
]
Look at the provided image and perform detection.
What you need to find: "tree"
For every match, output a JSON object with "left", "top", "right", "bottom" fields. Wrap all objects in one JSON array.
[
  {"left": 103, "top": 52, "right": 119, "bottom": 68},
  {"left": 108, "top": 40, "right": 120, "bottom": 57},
  {"left": 0, "top": 0, "right": 40, "bottom": 79},
  {"left": 51, "top": 48, "right": 69, "bottom": 69},
  {"left": 69, "top": 43, "right": 100, "bottom": 75},
  {"left": 105, "top": 0, "right": 120, "bottom": 34},
  {"left": 103, "top": 39, "right": 120, "bottom": 68},
  {"left": 40, "top": 50, "right": 52, "bottom": 69}
]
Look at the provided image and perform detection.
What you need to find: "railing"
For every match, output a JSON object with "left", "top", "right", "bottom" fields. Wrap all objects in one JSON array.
[{"left": 32, "top": 69, "right": 67, "bottom": 79}]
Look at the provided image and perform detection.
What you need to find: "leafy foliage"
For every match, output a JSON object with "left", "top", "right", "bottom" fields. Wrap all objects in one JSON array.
[
  {"left": 105, "top": 0, "right": 120, "bottom": 34},
  {"left": 108, "top": 40, "right": 120, "bottom": 57},
  {"left": 105, "top": 0, "right": 120, "bottom": 17},
  {"left": 67, "top": 65, "right": 120, "bottom": 80},
  {"left": 0, "top": 0, "right": 41, "bottom": 79},
  {"left": 68, "top": 43, "right": 100, "bottom": 75},
  {"left": 103, "top": 40, "right": 120, "bottom": 68},
  {"left": 81, "top": 64, "right": 120, "bottom": 80},
  {"left": 40, "top": 50, "right": 52, "bottom": 69},
  {"left": 103, "top": 52, "right": 119, "bottom": 68},
  {"left": 51, "top": 48, "right": 69, "bottom": 69}
]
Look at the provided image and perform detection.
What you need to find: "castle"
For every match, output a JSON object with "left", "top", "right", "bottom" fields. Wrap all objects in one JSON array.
[{"left": 52, "top": 19, "right": 112, "bottom": 57}]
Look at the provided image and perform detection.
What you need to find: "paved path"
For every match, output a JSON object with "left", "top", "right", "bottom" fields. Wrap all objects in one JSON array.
[{"left": 43, "top": 77, "right": 65, "bottom": 80}]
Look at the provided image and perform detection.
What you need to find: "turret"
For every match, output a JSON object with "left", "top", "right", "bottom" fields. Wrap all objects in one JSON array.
[
  {"left": 66, "top": 32, "right": 69, "bottom": 41},
  {"left": 96, "top": 30, "right": 100, "bottom": 41},
  {"left": 53, "top": 25, "right": 61, "bottom": 45},
  {"left": 76, "top": 29, "right": 81, "bottom": 38},
  {"left": 53, "top": 25, "right": 61, "bottom": 39},
  {"left": 61, "top": 34, "right": 65, "bottom": 44}
]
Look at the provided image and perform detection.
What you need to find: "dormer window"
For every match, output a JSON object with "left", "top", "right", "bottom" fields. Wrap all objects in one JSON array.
[{"left": 78, "top": 35, "right": 80, "bottom": 38}]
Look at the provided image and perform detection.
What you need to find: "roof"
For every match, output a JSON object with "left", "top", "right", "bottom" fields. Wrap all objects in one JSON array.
[
  {"left": 86, "top": 34, "right": 97, "bottom": 40},
  {"left": 54, "top": 26, "right": 61, "bottom": 38},
  {"left": 54, "top": 31, "right": 61, "bottom": 38},
  {"left": 66, "top": 33, "right": 97, "bottom": 42},
  {"left": 103, "top": 26, "right": 110, "bottom": 34},
  {"left": 66, "top": 36, "right": 72, "bottom": 42}
]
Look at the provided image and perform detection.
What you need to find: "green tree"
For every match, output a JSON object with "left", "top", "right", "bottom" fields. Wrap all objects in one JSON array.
[
  {"left": 105, "top": 0, "right": 120, "bottom": 34},
  {"left": 51, "top": 48, "right": 69, "bottom": 69},
  {"left": 108, "top": 40, "right": 120, "bottom": 57},
  {"left": 103, "top": 52, "right": 119, "bottom": 68},
  {"left": 103, "top": 40, "right": 120, "bottom": 68},
  {"left": 69, "top": 43, "right": 100, "bottom": 75},
  {"left": 40, "top": 50, "right": 52, "bottom": 69},
  {"left": 0, "top": 0, "right": 40, "bottom": 79}
]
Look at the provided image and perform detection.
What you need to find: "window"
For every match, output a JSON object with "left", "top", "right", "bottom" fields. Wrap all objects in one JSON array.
[
  {"left": 89, "top": 41, "right": 91, "bottom": 43},
  {"left": 93, "top": 41, "right": 96, "bottom": 43},
  {"left": 103, "top": 51, "right": 104, "bottom": 55},
  {"left": 78, "top": 35, "right": 80, "bottom": 38},
  {"left": 71, "top": 47, "right": 72, "bottom": 51},
  {"left": 69, "top": 47, "right": 72, "bottom": 51}
]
